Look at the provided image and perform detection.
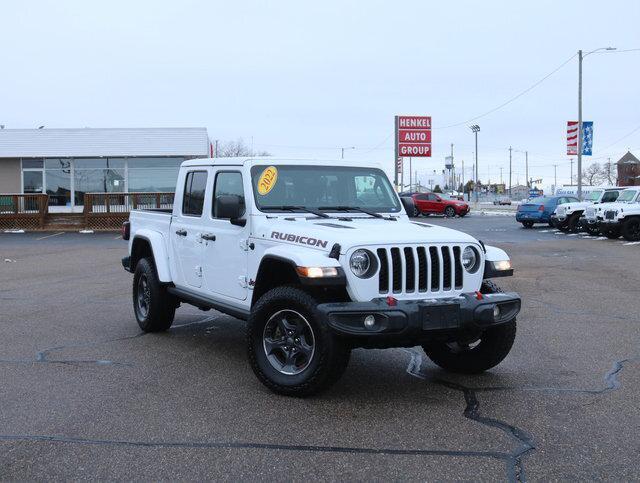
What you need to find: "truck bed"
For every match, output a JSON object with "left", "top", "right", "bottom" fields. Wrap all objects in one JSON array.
[{"left": 129, "top": 209, "right": 172, "bottom": 235}]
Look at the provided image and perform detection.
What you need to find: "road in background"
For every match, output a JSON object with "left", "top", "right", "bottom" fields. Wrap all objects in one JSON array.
[{"left": 1, "top": 220, "right": 638, "bottom": 480}]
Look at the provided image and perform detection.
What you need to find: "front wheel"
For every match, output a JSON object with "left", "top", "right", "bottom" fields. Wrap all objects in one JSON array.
[
  {"left": 444, "top": 206, "right": 456, "bottom": 218},
  {"left": 622, "top": 218, "right": 640, "bottom": 241},
  {"left": 247, "top": 286, "right": 350, "bottom": 397},
  {"left": 585, "top": 223, "right": 600, "bottom": 236},
  {"left": 133, "top": 257, "right": 176, "bottom": 332},
  {"left": 412, "top": 206, "right": 420, "bottom": 217},
  {"left": 603, "top": 228, "right": 621, "bottom": 239},
  {"left": 567, "top": 213, "right": 582, "bottom": 233},
  {"left": 522, "top": 221, "right": 534, "bottom": 228},
  {"left": 422, "top": 281, "right": 516, "bottom": 374}
]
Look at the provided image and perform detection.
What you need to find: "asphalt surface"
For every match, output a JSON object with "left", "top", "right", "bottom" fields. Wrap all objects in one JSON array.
[{"left": 1, "top": 215, "right": 639, "bottom": 481}]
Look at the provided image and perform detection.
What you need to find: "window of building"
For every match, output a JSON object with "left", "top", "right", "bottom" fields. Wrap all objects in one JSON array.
[
  {"left": 213, "top": 171, "right": 245, "bottom": 218},
  {"left": 182, "top": 171, "right": 207, "bottom": 216},
  {"left": 128, "top": 157, "right": 183, "bottom": 192}
]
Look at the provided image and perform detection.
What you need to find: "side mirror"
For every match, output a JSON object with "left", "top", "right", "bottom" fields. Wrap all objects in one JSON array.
[
  {"left": 400, "top": 196, "right": 415, "bottom": 215},
  {"left": 215, "top": 195, "right": 246, "bottom": 226}
]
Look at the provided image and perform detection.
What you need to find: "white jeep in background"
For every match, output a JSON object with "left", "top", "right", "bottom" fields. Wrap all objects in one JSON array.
[
  {"left": 596, "top": 187, "right": 640, "bottom": 240},
  {"left": 552, "top": 187, "right": 623, "bottom": 233},
  {"left": 121, "top": 158, "right": 521, "bottom": 396}
]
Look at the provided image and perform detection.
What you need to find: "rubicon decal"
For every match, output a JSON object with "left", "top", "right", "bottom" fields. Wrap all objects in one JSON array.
[{"left": 271, "top": 231, "right": 328, "bottom": 248}]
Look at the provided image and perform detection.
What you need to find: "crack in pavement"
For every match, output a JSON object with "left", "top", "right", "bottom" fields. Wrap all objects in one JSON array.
[
  {"left": 404, "top": 348, "right": 635, "bottom": 482},
  {"left": 0, "top": 314, "right": 219, "bottom": 367}
]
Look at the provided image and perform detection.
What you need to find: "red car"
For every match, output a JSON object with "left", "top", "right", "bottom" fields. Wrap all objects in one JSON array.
[{"left": 409, "top": 193, "right": 470, "bottom": 217}]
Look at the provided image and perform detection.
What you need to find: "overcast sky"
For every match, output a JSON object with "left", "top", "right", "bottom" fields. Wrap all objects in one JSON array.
[{"left": 2, "top": 0, "right": 639, "bottom": 190}]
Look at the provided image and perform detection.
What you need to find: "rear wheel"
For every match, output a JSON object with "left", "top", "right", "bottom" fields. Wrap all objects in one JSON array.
[
  {"left": 421, "top": 281, "right": 516, "bottom": 374},
  {"left": 133, "top": 257, "right": 176, "bottom": 332},
  {"left": 444, "top": 206, "right": 456, "bottom": 218},
  {"left": 248, "top": 286, "right": 350, "bottom": 397},
  {"left": 412, "top": 206, "right": 420, "bottom": 217},
  {"left": 622, "top": 217, "right": 640, "bottom": 241},
  {"left": 522, "top": 221, "right": 534, "bottom": 228}
]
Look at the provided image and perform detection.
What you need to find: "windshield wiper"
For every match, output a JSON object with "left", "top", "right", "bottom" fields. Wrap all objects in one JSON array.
[
  {"left": 318, "top": 206, "right": 395, "bottom": 220},
  {"left": 262, "top": 205, "right": 330, "bottom": 218}
]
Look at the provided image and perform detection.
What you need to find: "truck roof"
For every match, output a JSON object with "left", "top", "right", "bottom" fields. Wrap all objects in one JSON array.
[{"left": 181, "top": 157, "right": 385, "bottom": 170}]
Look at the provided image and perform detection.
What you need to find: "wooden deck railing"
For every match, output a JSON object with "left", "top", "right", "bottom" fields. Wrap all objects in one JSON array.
[
  {"left": 83, "top": 192, "right": 175, "bottom": 229},
  {"left": 0, "top": 194, "right": 49, "bottom": 229}
]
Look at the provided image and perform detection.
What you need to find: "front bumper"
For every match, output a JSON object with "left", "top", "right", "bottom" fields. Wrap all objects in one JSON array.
[
  {"left": 317, "top": 292, "right": 521, "bottom": 345},
  {"left": 597, "top": 219, "right": 622, "bottom": 231}
]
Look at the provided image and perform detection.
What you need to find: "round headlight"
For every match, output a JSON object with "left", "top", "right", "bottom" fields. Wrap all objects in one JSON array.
[
  {"left": 462, "top": 247, "right": 479, "bottom": 272},
  {"left": 350, "top": 249, "right": 371, "bottom": 278}
]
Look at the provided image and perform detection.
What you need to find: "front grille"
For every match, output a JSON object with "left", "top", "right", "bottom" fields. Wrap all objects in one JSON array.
[
  {"left": 376, "top": 245, "right": 465, "bottom": 295},
  {"left": 605, "top": 210, "right": 616, "bottom": 220}
]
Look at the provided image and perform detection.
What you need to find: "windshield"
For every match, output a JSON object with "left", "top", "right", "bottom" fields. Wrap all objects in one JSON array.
[
  {"left": 250, "top": 165, "right": 401, "bottom": 213},
  {"left": 617, "top": 189, "right": 639, "bottom": 202},
  {"left": 586, "top": 190, "right": 603, "bottom": 201}
]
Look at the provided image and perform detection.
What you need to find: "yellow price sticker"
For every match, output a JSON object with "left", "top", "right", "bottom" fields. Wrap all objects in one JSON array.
[{"left": 257, "top": 166, "right": 278, "bottom": 195}]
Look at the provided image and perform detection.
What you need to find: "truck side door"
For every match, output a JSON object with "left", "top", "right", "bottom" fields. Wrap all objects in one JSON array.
[
  {"left": 171, "top": 169, "right": 210, "bottom": 289},
  {"left": 201, "top": 169, "right": 249, "bottom": 301}
]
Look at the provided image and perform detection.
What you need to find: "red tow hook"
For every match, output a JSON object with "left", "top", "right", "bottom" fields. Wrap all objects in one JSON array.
[
  {"left": 386, "top": 296, "right": 397, "bottom": 306},
  {"left": 475, "top": 291, "right": 483, "bottom": 300}
]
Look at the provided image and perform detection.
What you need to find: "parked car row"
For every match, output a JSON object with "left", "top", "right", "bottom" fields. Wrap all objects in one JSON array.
[
  {"left": 516, "top": 187, "right": 640, "bottom": 241},
  {"left": 400, "top": 192, "right": 470, "bottom": 218}
]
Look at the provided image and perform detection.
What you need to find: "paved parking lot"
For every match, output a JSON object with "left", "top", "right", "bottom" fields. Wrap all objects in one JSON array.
[{"left": 1, "top": 216, "right": 639, "bottom": 481}]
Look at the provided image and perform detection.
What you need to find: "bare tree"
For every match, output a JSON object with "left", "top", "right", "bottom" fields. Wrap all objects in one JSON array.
[
  {"left": 602, "top": 159, "right": 617, "bottom": 185},
  {"left": 217, "top": 138, "right": 270, "bottom": 157},
  {"left": 581, "top": 162, "right": 605, "bottom": 186}
]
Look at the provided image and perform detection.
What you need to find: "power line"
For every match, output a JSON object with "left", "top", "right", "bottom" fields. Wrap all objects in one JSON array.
[{"left": 434, "top": 53, "right": 578, "bottom": 129}]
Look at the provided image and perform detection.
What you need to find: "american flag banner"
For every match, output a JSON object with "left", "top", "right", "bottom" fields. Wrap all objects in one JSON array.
[
  {"left": 582, "top": 121, "right": 593, "bottom": 155},
  {"left": 567, "top": 121, "right": 594, "bottom": 155},
  {"left": 567, "top": 121, "right": 579, "bottom": 155}
]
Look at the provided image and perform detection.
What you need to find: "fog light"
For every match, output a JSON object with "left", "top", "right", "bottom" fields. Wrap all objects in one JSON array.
[
  {"left": 363, "top": 315, "right": 376, "bottom": 329},
  {"left": 493, "top": 305, "right": 501, "bottom": 320}
]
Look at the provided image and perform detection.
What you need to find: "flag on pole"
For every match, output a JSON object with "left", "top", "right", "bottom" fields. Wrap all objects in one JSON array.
[
  {"left": 567, "top": 121, "right": 594, "bottom": 156},
  {"left": 567, "top": 121, "right": 579, "bottom": 155},
  {"left": 582, "top": 121, "right": 593, "bottom": 155}
]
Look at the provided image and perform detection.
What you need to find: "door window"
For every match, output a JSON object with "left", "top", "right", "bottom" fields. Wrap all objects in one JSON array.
[
  {"left": 212, "top": 171, "right": 245, "bottom": 218},
  {"left": 182, "top": 171, "right": 208, "bottom": 216},
  {"left": 601, "top": 191, "right": 619, "bottom": 202}
]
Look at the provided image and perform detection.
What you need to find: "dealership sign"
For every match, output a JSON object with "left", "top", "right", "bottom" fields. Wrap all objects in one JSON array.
[{"left": 396, "top": 116, "right": 432, "bottom": 157}]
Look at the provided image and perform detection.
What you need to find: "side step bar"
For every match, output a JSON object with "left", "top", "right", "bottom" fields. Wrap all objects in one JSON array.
[{"left": 167, "top": 286, "right": 250, "bottom": 321}]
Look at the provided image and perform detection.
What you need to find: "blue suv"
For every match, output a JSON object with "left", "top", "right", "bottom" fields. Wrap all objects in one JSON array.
[{"left": 516, "top": 196, "right": 579, "bottom": 228}]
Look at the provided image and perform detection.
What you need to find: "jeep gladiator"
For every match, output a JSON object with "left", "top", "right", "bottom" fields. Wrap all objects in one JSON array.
[{"left": 122, "top": 158, "right": 521, "bottom": 396}]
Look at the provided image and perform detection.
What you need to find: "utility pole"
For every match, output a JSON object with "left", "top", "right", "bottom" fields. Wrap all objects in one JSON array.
[
  {"left": 461, "top": 160, "right": 465, "bottom": 190},
  {"left": 577, "top": 49, "right": 583, "bottom": 199},
  {"left": 607, "top": 157, "right": 612, "bottom": 185},
  {"left": 500, "top": 167, "right": 503, "bottom": 184},
  {"left": 450, "top": 143, "right": 454, "bottom": 194},
  {"left": 553, "top": 164, "right": 558, "bottom": 194},
  {"left": 570, "top": 158, "right": 574, "bottom": 185},
  {"left": 214, "top": 139, "right": 219, "bottom": 158},
  {"left": 525, "top": 151, "right": 529, "bottom": 188},
  {"left": 508, "top": 146, "right": 513, "bottom": 195}
]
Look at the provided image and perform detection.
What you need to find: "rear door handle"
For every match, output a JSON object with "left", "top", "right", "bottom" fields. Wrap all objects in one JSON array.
[
  {"left": 175, "top": 229, "right": 187, "bottom": 236},
  {"left": 201, "top": 233, "right": 216, "bottom": 241}
]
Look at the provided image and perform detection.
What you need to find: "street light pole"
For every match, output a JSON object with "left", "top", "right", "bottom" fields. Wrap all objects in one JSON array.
[
  {"left": 577, "top": 46, "right": 616, "bottom": 199},
  {"left": 470, "top": 125, "right": 480, "bottom": 202},
  {"left": 578, "top": 49, "right": 583, "bottom": 199}
]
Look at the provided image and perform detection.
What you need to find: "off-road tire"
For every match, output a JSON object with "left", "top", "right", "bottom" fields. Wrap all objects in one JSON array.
[
  {"left": 567, "top": 213, "right": 582, "bottom": 233},
  {"left": 133, "top": 257, "right": 176, "bottom": 332},
  {"left": 548, "top": 220, "right": 556, "bottom": 228},
  {"left": 421, "top": 280, "right": 516, "bottom": 374},
  {"left": 585, "top": 223, "right": 600, "bottom": 236},
  {"left": 522, "top": 221, "right": 534, "bottom": 228},
  {"left": 603, "top": 228, "right": 621, "bottom": 239},
  {"left": 444, "top": 206, "right": 456, "bottom": 218},
  {"left": 247, "top": 286, "right": 351, "bottom": 397},
  {"left": 622, "top": 217, "right": 640, "bottom": 241}
]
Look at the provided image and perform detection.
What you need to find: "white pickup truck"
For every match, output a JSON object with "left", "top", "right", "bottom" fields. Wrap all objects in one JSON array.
[
  {"left": 596, "top": 187, "right": 640, "bottom": 240},
  {"left": 121, "top": 158, "right": 520, "bottom": 396},
  {"left": 552, "top": 187, "right": 623, "bottom": 233}
]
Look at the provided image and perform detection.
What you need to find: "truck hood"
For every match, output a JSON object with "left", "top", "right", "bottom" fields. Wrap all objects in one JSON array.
[{"left": 252, "top": 215, "right": 479, "bottom": 253}]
